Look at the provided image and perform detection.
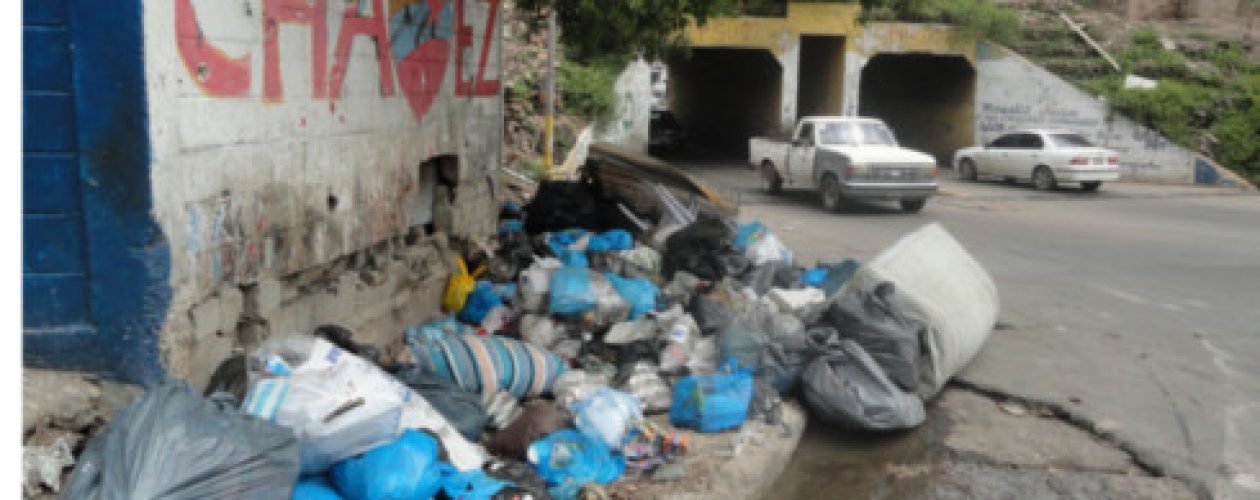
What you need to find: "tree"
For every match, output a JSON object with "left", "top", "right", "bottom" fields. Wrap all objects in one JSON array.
[{"left": 515, "top": 0, "right": 751, "bottom": 62}]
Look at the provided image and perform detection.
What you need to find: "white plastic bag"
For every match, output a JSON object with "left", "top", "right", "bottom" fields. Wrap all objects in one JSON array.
[
  {"left": 590, "top": 271, "right": 630, "bottom": 325},
  {"left": 519, "top": 257, "right": 563, "bottom": 313},
  {"left": 571, "top": 387, "right": 643, "bottom": 448},
  {"left": 520, "top": 314, "right": 563, "bottom": 349},
  {"left": 854, "top": 223, "right": 998, "bottom": 398},
  {"left": 244, "top": 336, "right": 489, "bottom": 473},
  {"left": 746, "top": 233, "right": 792, "bottom": 265}
]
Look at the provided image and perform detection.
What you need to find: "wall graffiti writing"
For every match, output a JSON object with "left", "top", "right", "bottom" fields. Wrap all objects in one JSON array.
[{"left": 174, "top": 0, "right": 499, "bottom": 122}]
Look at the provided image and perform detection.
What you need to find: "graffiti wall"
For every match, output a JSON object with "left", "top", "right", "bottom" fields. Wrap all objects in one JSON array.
[
  {"left": 974, "top": 41, "right": 1198, "bottom": 183},
  {"left": 144, "top": 0, "right": 503, "bottom": 380}
]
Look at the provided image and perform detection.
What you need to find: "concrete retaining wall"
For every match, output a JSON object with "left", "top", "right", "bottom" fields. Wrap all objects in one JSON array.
[
  {"left": 974, "top": 41, "right": 1201, "bottom": 183},
  {"left": 143, "top": 0, "right": 503, "bottom": 385}
]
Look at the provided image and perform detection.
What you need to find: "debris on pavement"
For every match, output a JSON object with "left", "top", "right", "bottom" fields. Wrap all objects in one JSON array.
[{"left": 56, "top": 145, "right": 999, "bottom": 499}]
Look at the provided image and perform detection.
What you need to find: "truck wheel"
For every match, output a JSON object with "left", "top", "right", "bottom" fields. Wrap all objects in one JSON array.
[
  {"left": 1081, "top": 181, "right": 1102, "bottom": 192},
  {"left": 959, "top": 159, "right": 978, "bottom": 181},
  {"left": 900, "top": 198, "right": 927, "bottom": 213},
  {"left": 1033, "top": 166, "right": 1057, "bottom": 191},
  {"left": 820, "top": 175, "right": 844, "bottom": 212},
  {"left": 761, "top": 161, "right": 783, "bottom": 194}
]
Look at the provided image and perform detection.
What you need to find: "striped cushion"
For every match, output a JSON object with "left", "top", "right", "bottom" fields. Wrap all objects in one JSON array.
[{"left": 408, "top": 332, "right": 568, "bottom": 399}]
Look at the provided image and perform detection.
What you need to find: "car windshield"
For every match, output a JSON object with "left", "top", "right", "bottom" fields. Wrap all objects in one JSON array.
[
  {"left": 1048, "top": 133, "right": 1093, "bottom": 148},
  {"left": 817, "top": 121, "right": 897, "bottom": 146}
]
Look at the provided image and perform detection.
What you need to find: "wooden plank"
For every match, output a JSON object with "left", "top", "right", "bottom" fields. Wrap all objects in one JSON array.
[{"left": 1059, "top": 12, "right": 1121, "bottom": 72}]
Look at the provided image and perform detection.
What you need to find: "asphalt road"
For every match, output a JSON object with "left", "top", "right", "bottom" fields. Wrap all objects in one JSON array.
[{"left": 673, "top": 158, "right": 1260, "bottom": 498}]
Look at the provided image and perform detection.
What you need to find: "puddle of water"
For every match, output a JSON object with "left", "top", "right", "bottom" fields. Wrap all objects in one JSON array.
[{"left": 768, "top": 402, "right": 953, "bottom": 499}]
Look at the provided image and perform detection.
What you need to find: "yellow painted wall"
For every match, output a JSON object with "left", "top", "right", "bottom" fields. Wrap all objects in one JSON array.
[{"left": 684, "top": 3, "right": 862, "bottom": 57}]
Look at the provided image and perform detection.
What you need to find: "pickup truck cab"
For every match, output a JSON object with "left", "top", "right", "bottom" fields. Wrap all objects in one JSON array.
[
  {"left": 953, "top": 130, "right": 1121, "bottom": 192},
  {"left": 750, "top": 117, "right": 939, "bottom": 213}
]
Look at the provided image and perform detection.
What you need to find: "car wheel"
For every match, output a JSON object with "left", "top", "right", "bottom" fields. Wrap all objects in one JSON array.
[
  {"left": 761, "top": 161, "right": 783, "bottom": 194},
  {"left": 820, "top": 174, "right": 844, "bottom": 212},
  {"left": 900, "top": 198, "right": 927, "bottom": 213},
  {"left": 1081, "top": 181, "right": 1102, "bottom": 192},
  {"left": 959, "top": 159, "right": 978, "bottom": 181},
  {"left": 1033, "top": 166, "right": 1057, "bottom": 191}
]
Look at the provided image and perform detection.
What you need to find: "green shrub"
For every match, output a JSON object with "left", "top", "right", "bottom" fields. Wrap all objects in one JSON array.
[
  {"left": 522, "top": 158, "right": 548, "bottom": 181},
  {"left": 558, "top": 56, "right": 622, "bottom": 127}
]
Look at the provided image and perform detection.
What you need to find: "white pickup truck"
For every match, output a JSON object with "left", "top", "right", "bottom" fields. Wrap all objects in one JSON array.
[{"left": 749, "top": 117, "right": 939, "bottom": 213}]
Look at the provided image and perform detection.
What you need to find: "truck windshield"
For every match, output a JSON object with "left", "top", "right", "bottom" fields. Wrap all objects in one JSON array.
[{"left": 817, "top": 122, "right": 897, "bottom": 146}]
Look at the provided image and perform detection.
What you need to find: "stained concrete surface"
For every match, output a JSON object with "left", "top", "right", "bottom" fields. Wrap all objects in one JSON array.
[{"left": 669, "top": 157, "right": 1258, "bottom": 498}]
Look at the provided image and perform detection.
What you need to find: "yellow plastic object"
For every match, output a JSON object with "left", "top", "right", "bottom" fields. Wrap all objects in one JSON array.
[{"left": 443, "top": 258, "right": 485, "bottom": 313}]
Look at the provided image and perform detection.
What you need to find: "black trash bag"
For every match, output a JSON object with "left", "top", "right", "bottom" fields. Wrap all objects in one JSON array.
[
  {"left": 662, "top": 214, "right": 736, "bottom": 281},
  {"left": 64, "top": 381, "right": 301, "bottom": 499},
  {"left": 614, "top": 339, "right": 661, "bottom": 370},
  {"left": 690, "top": 294, "right": 733, "bottom": 336},
  {"left": 203, "top": 354, "right": 248, "bottom": 405},
  {"left": 524, "top": 180, "right": 635, "bottom": 234},
  {"left": 800, "top": 337, "right": 926, "bottom": 431},
  {"left": 485, "top": 458, "right": 552, "bottom": 500},
  {"left": 757, "top": 327, "right": 833, "bottom": 394},
  {"left": 390, "top": 364, "right": 489, "bottom": 441},
  {"left": 740, "top": 261, "right": 804, "bottom": 297},
  {"left": 817, "top": 282, "right": 923, "bottom": 392},
  {"left": 314, "top": 324, "right": 381, "bottom": 365}
]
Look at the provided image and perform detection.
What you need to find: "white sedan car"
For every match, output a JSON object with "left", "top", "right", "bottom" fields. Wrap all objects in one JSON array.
[{"left": 954, "top": 130, "right": 1121, "bottom": 192}]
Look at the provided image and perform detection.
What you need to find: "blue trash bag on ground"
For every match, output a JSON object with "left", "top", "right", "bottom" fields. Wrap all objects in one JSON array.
[
  {"left": 527, "top": 430, "right": 625, "bottom": 496},
  {"left": 438, "top": 468, "right": 513, "bottom": 500},
  {"left": 733, "top": 222, "right": 768, "bottom": 252},
  {"left": 460, "top": 281, "right": 503, "bottom": 325},
  {"left": 820, "top": 259, "right": 860, "bottom": 295},
  {"left": 549, "top": 267, "right": 596, "bottom": 316},
  {"left": 557, "top": 248, "right": 588, "bottom": 268},
  {"left": 586, "top": 229, "right": 634, "bottom": 253},
  {"left": 603, "top": 273, "right": 660, "bottom": 320},
  {"left": 802, "top": 267, "right": 829, "bottom": 287},
  {"left": 669, "top": 359, "right": 755, "bottom": 432},
  {"left": 294, "top": 476, "right": 344, "bottom": 500},
  {"left": 329, "top": 430, "right": 449, "bottom": 500}
]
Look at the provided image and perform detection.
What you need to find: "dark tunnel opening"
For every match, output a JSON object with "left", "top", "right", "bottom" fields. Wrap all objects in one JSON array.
[
  {"left": 858, "top": 53, "right": 975, "bottom": 166},
  {"left": 667, "top": 48, "right": 782, "bottom": 156}
]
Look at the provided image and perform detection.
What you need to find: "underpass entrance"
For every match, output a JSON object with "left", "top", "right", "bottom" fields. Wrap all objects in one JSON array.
[
  {"left": 668, "top": 48, "right": 781, "bottom": 156},
  {"left": 859, "top": 53, "right": 975, "bottom": 166}
]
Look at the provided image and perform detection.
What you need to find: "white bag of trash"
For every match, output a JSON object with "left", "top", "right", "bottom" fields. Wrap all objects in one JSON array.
[
  {"left": 244, "top": 336, "right": 489, "bottom": 473},
  {"left": 518, "top": 257, "right": 563, "bottom": 313},
  {"left": 746, "top": 233, "right": 793, "bottom": 266},
  {"left": 849, "top": 223, "right": 999, "bottom": 398}
]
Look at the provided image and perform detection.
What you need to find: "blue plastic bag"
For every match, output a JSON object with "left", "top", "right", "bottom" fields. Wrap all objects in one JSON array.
[
  {"left": 491, "top": 282, "right": 518, "bottom": 304},
  {"left": 329, "top": 430, "right": 448, "bottom": 500},
  {"left": 733, "top": 222, "right": 767, "bottom": 252},
  {"left": 669, "top": 359, "right": 755, "bottom": 432},
  {"left": 802, "top": 267, "right": 829, "bottom": 287},
  {"left": 438, "top": 468, "right": 512, "bottom": 500},
  {"left": 549, "top": 267, "right": 595, "bottom": 316},
  {"left": 459, "top": 281, "right": 502, "bottom": 325},
  {"left": 603, "top": 273, "right": 659, "bottom": 320},
  {"left": 498, "top": 219, "right": 524, "bottom": 234},
  {"left": 819, "top": 259, "right": 860, "bottom": 295},
  {"left": 527, "top": 430, "right": 625, "bottom": 494},
  {"left": 293, "top": 476, "right": 343, "bottom": 500},
  {"left": 557, "top": 248, "right": 588, "bottom": 268},
  {"left": 586, "top": 229, "right": 634, "bottom": 253}
]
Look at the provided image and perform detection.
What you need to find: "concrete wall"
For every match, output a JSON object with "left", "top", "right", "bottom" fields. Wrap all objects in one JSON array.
[
  {"left": 598, "top": 57, "right": 652, "bottom": 152},
  {"left": 143, "top": 0, "right": 503, "bottom": 385},
  {"left": 974, "top": 41, "right": 1199, "bottom": 183}
]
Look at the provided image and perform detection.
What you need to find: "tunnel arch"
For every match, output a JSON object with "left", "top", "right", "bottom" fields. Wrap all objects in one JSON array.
[
  {"left": 858, "top": 53, "right": 975, "bottom": 166},
  {"left": 666, "top": 48, "right": 783, "bottom": 156}
]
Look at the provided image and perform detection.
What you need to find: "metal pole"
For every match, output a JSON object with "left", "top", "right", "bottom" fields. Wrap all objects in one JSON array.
[{"left": 544, "top": 9, "right": 556, "bottom": 177}]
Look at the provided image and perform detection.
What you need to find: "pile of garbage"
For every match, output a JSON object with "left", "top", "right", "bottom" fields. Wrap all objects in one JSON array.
[{"left": 60, "top": 160, "right": 998, "bottom": 500}]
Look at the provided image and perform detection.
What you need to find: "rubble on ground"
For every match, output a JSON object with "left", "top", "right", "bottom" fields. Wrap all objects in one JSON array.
[{"left": 43, "top": 144, "right": 998, "bottom": 499}]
